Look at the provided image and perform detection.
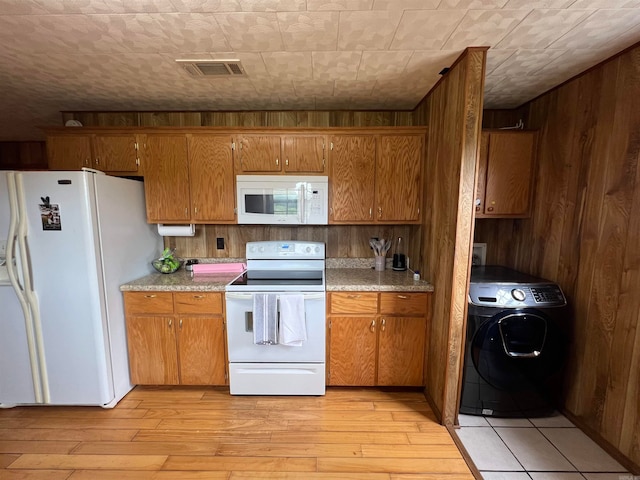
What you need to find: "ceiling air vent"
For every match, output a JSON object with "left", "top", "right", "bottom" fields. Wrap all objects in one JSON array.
[{"left": 176, "top": 59, "right": 245, "bottom": 77}]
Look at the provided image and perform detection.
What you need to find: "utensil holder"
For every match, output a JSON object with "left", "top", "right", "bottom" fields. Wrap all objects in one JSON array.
[{"left": 375, "top": 256, "right": 385, "bottom": 271}]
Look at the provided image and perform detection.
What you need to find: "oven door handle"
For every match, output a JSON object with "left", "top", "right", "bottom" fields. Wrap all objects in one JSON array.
[{"left": 226, "top": 292, "right": 325, "bottom": 301}]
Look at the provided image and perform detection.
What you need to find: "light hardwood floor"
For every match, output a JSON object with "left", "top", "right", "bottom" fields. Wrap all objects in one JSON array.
[{"left": 0, "top": 386, "right": 474, "bottom": 479}]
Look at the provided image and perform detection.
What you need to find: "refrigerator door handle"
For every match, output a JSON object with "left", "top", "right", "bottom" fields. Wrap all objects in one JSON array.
[{"left": 7, "top": 173, "right": 49, "bottom": 403}]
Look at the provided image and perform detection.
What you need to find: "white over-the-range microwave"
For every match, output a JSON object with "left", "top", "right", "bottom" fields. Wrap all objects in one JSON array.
[{"left": 236, "top": 175, "right": 329, "bottom": 225}]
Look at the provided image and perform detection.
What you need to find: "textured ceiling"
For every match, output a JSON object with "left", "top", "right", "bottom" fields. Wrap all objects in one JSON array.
[{"left": 1, "top": 0, "right": 639, "bottom": 141}]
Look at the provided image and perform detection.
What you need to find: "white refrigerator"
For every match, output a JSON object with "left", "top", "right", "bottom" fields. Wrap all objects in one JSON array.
[{"left": 0, "top": 169, "right": 162, "bottom": 408}]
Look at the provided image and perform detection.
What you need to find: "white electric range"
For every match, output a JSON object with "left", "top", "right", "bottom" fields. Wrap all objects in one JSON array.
[{"left": 225, "top": 241, "right": 326, "bottom": 395}]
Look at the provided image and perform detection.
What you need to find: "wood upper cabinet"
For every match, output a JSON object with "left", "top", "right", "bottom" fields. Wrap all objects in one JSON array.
[
  {"left": 141, "top": 134, "right": 191, "bottom": 223},
  {"left": 282, "top": 135, "right": 326, "bottom": 173},
  {"left": 46, "top": 133, "right": 140, "bottom": 173},
  {"left": 327, "top": 291, "right": 430, "bottom": 387},
  {"left": 329, "top": 135, "right": 376, "bottom": 222},
  {"left": 376, "top": 134, "right": 423, "bottom": 222},
  {"left": 236, "top": 135, "right": 281, "bottom": 172},
  {"left": 476, "top": 130, "right": 536, "bottom": 217},
  {"left": 187, "top": 134, "right": 235, "bottom": 222},
  {"left": 46, "top": 135, "right": 92, "bottom": 170},
  {"left": 235, "top": 134, "right": 327, "bottom": 174},
  {"left": 92, "top": 133, "right": 139, "bottom": 172},
  {"left": 123, "top": 291, "right": 227, "bottom": 386},
  {"left": 329, "top": 132, "right": 424, "bottom": 224}
]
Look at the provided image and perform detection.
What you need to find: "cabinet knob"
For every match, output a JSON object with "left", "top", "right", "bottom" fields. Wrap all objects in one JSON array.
[
  {"left": 487, "top": 207, "right": 494, "bottom": 212},
  {"left": 370, "top": 319, "right": 376, "bottom": 333}
]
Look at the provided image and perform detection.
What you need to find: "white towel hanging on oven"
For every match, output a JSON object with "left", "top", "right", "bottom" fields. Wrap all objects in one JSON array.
[
  {"left": 278, "top": 295, "right": 306, "bottom": 346},
  {"left": 253, "top": 294, "right": 278, "bottom": 345}
]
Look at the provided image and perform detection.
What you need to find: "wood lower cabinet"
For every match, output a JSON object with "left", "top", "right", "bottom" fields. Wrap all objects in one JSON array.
[
  {"left": 327, "top": 291, "right": 429, "bottom": 386},
  {"left": 123, "top": 291, "right": 227, "bottom": 385},
  {"left": 476, "top": 130, "right": 536, "bottom": 217}
]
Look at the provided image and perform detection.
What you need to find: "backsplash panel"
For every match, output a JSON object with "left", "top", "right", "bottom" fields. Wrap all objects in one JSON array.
[{"left": 164, "top": 224, "right": 421, "bottom": 265}]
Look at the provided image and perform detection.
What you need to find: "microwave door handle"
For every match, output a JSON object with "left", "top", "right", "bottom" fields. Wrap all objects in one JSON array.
[{"left": 298, "top": 183, "right": 306, "bottom": 224}]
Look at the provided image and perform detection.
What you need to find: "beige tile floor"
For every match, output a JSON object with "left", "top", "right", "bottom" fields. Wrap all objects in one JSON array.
[{"left": 455, "top": 412, "right": 635, "bottom": 480}]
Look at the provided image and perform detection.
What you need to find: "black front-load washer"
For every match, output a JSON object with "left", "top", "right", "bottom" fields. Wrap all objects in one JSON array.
[{"left": 460, "top": 266, "right": 568, "bottom": 418}]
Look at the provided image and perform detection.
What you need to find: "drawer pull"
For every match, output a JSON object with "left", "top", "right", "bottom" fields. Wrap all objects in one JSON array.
[
  {"left": 370, "top": 319, "right": 376, "bottom": 333},
  {"left": 179, "top": 319, "right": 183, "bottom": 329},
  {"left": 347, "top": 294, "right": 361, "bottom": 299},
  {"left": 192, "top": 295, "right": 205, "bottom": 299},
  {"left": 397, "top": 295, "right": 409, "bottom": 299},
  {"left": 144, "top": 294, "right": 157, "bottom": 298},
  {"left": 168, "top": 319, "right": 172, "bottom": 328},
  {"left": 381, "top": 318, "right": 386, "bottom": 331}
]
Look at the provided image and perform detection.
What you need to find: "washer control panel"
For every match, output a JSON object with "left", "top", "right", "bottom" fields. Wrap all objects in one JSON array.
[{"left": 469, "top": 283, "right": 566, "bottom": 308}]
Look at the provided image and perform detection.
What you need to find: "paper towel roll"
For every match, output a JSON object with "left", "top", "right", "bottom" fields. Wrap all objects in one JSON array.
[{"left": 157, "top": 224, "right": 195, "bottom": 237}]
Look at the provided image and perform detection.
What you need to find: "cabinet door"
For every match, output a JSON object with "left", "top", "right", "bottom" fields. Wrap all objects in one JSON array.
[
  {"left": 142, "top": 134, "right": 191, "bottom": 222},
  {"left": 283, "top": 135, "right": 325, "bottom": 173},
  {"left": 92, "top": 134, "right": 139, "bottom": 172},
  {"left": 329, "top": 135, "right": 376, "bottom": 222},
  {"left": 237, "top": 135, "right": 281, "bottom": 172},
  {"left": 377, "top": 316, "right": 426, "bottom": 386},
  {"left": 483, "top": 132, "right": 535, "bottom": 216},
  {"left": 126, "top": 316, "right": 179, "bottom": 385},
  {"left": 188, "top": 135, "right": 235, "bottom": 222},
  {"left": 46, "top": 135, "right": 91, "bottom": 170},
  {"left": 177, "top": 316, "right": 226, "bottom": 385},
  {"left": 376, "top": 134, "right": 423, "bottom": 222},
  {"left": 328, "top": 316, "right": 376, "bottom": 386},
  {"left": 475, "top": 132, "right": 489, "bottom": 215}
]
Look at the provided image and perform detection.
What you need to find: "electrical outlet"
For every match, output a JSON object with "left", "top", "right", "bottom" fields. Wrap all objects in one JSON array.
[{"left": 216, "top": 237, "right": 225, "bottom": 250}]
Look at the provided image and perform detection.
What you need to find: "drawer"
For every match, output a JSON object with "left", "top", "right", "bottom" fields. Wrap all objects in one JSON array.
[
  {"left": 124, "top": 291, "right": 174, "bottom": 315},
  {"left": 330, "top": 292, "right": 378, "bottom": 314},
  {"left": 379, "top": 292, "right": 429, "bottom": 316},
  {"left": 174, "top": 292, "right": 223, "bottom": 314}
]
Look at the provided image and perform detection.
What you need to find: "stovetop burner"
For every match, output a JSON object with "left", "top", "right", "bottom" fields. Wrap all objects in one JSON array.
[{"left": 228, "top": 269, "right": 324, "bottom": 287}]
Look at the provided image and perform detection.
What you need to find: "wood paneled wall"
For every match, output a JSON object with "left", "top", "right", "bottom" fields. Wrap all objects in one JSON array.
[
  {"left": 0, "top": 141, "right": 47, "bottom": 170},
  {"left": 61, "top": 110, "right": 415, "bottom": 129},
  {"left": 167, "top": 224, "right": 421, "bottom": 263},
  {"left": 64, "top": 109, "right": 421, "bottom": 260},
  {"left": 475, "top": 44, "right": 640, "bottom": 471},
  {"left": 413, "top": 48, "right": 487, "bottom": 424}
]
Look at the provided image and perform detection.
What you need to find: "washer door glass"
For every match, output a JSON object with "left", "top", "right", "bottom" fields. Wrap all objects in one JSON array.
[{"left": 471, "top": 309, "right": 563, "bottom": 391}]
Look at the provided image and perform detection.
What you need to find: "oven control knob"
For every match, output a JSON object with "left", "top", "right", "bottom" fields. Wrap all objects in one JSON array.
[
  {"left": 511, "top": 288, "right": 526, "bottom": 302},
  {"left": 305, "top": 246, "right": 311, "bottom": 253}
]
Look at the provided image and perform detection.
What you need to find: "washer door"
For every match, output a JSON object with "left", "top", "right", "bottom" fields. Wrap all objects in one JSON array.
[{"left": 471, "top": 309, "right": 563, "bottom": 391}]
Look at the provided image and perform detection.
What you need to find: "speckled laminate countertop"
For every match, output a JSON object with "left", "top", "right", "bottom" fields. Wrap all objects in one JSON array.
[
  {"left": 325, "top": 268, "right": 433, "bottom": 292},
  {"left": 120, "top": 270, "right": 240, "bottom": 292},
  {"left": 120, "top": 267, "right": 433, "bottom": 293}
]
